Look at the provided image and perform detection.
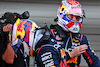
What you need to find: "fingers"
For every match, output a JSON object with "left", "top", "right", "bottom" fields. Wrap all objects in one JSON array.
[
  {"left": 79, "top": 44, "right": 88, "bottom": 53},
  {"left": 76, "top": 44, "right": 88, "bottom": 54},
  {"left": 69, "top": 44, "right": 88, "bottom": 58},
  {"left": 6, "top": 24, "right": 12, "bottom": 29},
  {"left": 70, "top": 47, "right": 81, "bottom": 58},
  {"left": 3, "top": 24, "right": 12, "bottom": 32}
]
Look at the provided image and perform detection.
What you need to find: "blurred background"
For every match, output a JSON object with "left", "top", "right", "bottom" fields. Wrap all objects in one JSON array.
[{"left": 0, "top": 0, "right": 100, "bottom": 67}]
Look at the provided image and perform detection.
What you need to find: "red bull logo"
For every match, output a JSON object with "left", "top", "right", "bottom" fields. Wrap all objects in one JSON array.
[
  {"left": 16, "top": 20, "right": 26, "bottom": 39},
  {"left": 17, "top": 20, "right": 25, "bottom": 33},
  {"left": 16, "top": 20, "right": 33, "bottom": 46}
]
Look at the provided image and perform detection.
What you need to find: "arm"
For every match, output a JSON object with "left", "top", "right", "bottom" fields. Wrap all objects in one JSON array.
[
  {"left": 2, "top": 24, "right": 15, "bottom": 64},
  {"left": 2, "top": 43, "right": 15, "bottom": 64},
  {"left": 81, "top": 35, "right": 100, "bottom": 67}
]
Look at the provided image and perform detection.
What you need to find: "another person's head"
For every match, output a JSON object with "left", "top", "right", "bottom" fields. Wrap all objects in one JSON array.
[{"left": 57, "top": 0, "right": 85, "bottom": 33}]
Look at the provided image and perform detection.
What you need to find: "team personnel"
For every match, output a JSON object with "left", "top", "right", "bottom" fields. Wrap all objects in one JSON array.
[{"left": 0, "top": 12, "right": 29, "bottom": 67}]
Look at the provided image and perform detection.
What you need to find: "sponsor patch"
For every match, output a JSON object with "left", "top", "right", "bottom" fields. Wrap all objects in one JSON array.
[{"left": 41, "top": 52, "right": 54, "bottom": 67}]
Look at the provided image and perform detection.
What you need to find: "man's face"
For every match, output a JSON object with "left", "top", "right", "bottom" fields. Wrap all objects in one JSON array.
[{"left": 68, "top": 15, "right": 81, "bottom": 22}]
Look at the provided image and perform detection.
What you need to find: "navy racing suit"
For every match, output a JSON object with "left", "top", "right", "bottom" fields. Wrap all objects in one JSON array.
[{"left": 35, "top": 24, "right": 100, "bottom": 67}]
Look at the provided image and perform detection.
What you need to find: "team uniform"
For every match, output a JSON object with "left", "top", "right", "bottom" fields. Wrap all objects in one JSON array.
[{"left": 35, "top": 25, "right": 100, "bottom": 67}]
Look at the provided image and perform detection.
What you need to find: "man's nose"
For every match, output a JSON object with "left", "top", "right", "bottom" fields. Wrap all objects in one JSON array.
[{"left": 73, "top": 16, "right": 78, "bottom": 22}]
